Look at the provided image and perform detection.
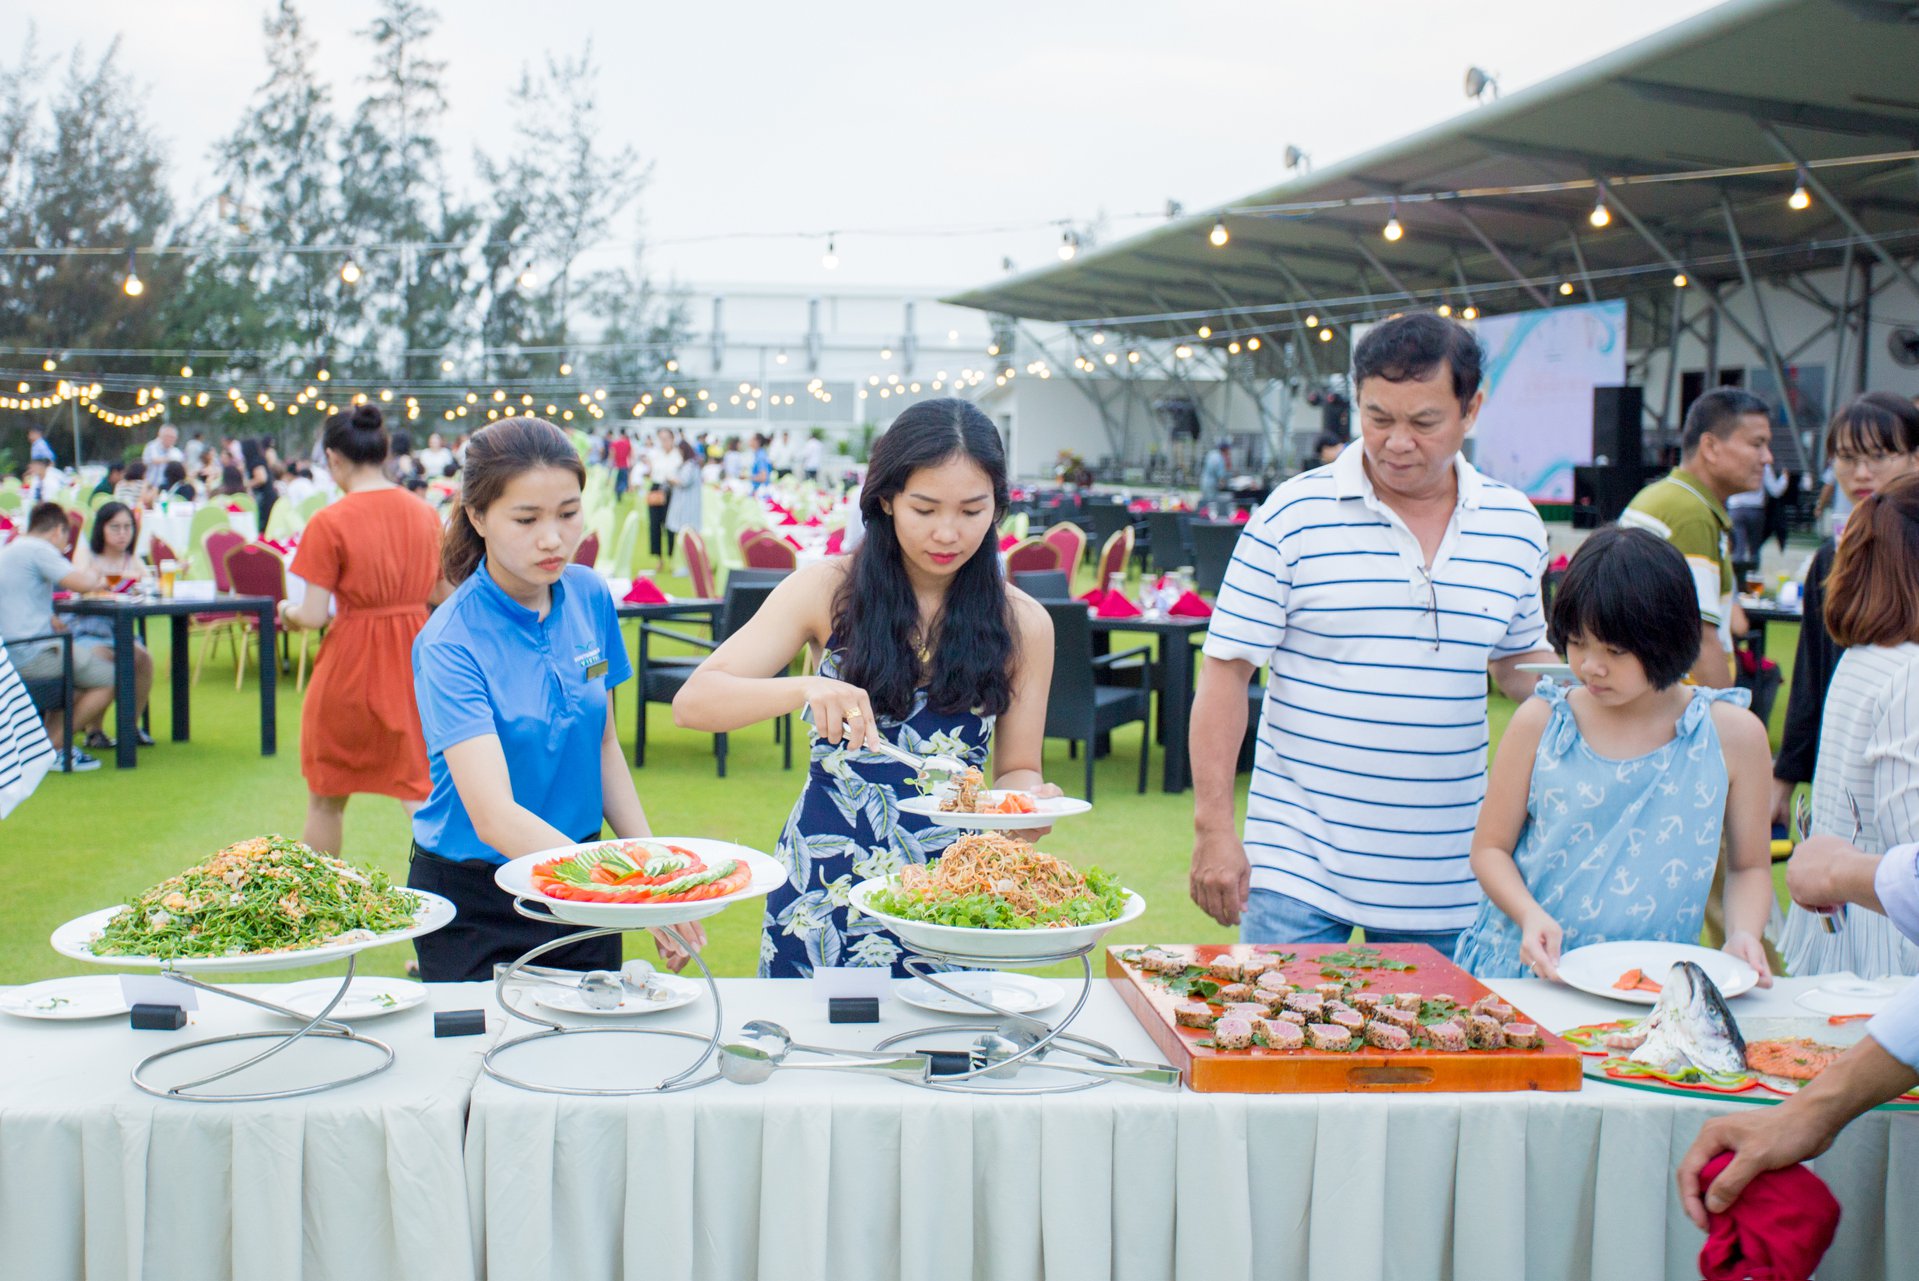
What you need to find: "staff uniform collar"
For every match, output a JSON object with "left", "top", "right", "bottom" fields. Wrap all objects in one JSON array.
[
  {"left": 473, "top": 556, "right": 565, "bottom": 623},
  {"left": 1333, "top": 440, "right": 1483, "bottom": 510}
]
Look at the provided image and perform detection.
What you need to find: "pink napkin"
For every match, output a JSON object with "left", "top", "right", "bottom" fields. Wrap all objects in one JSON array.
[
  {"left": 1169, "top": 591, "right": 1213, "bottom": 618},
  {"left": 1549, "top": 553, "right": 1571, "bottom": 572},
  {"left": 1079, "top": 588, "right": 1105, "bottom": 608},
  {"left": 1127, "top": 499, "right": 1152, "bottom": 512},
  {"left": 623, "top": 577, "right": 668, "bottom": 604},
  {"left": 999, "top": 533, "right": 1020, "bottom": 552},
  {"left": 825, "top": 529, "right": 845, "bottom": 555},
  {"left": 803, "top": 516, "right": 822, "bottom": 527},
  {"left": 1095, "top": 590, "right": 1141, "bottom": 619},
  {"left": 783, "top": 534, "right": 803, "bottom": 551},
  {"left": 1230, "top": 509, "right": 1250, "bottom": 524},
  {"left": 226, "top": 503, "right": 244, "bottom": 513},
  {"left": 777, "top": 513, "right": 798, "bottom": 526}
]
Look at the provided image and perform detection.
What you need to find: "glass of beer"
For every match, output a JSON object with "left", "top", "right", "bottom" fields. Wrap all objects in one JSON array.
[{"left": 158, "top": 559, "right": 178, "bottom": 597}]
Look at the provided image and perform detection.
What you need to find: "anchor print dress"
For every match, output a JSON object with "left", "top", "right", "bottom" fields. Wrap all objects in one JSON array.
[
  {"left": 758, "top": 644, "right": 993, "bottom": 977},
  {"left": 1453, "top": 678, "right": 1749, "bottom": 978}
]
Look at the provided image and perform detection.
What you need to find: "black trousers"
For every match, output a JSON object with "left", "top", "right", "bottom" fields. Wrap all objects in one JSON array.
[
  {"left": 646, "top": 495, "right": 671, "bottom": 556},
  {"left": 407, "top": 842, "right": 622, "bottom": 983}
]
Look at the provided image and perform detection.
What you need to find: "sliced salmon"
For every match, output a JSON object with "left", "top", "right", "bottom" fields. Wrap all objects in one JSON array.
[
  {"left": 1745, "top": 1038, "right": 1845, "bottom": 1081},
  {"left": 1613, "top": 968, "right": 1663, "bottom": 994}
]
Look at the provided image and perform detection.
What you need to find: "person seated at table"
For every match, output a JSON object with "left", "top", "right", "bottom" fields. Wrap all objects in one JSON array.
[
  {"left": 91, "top": 461, "right": 124, "bottom": 501},
  {"left": 1452, "top": 526, "right": 1775, "bottom": 984},
  {"left": 407, "top": 416, "right": 699, "bottom": 982},
  {"left": 116, "top": 461, "right": 147, "bottom": 509},
  {"left": 673, "top": 398, "right": 1062, "bottom": 977},
  {"left": 0, "top": 502, "right": 111, "bottom": 771},
  {"left": 1776, "top": 473, "right": 1919, "bottom": 978},
  {"left": 215, "top": 464, "right": 248, "bottom": 499},
  {"left": 277, "top": 405, "right": 446, "bottom": 857},
  {"left": 68, "top": 501, "right": 155, "bottom": 752},
  {"left": 1770, "top": 394, "right": 1919, "bottom": 830},
  {"left": 160, "top": 460, "right": 195, "bottom": 502}
]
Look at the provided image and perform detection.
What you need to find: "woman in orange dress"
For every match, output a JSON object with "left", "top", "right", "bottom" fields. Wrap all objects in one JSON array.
[{"left": 277, "top": 405, "right": 448, "bottom": 854}]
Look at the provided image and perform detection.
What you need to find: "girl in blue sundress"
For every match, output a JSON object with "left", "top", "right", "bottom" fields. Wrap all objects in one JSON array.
[
  {"left": 673, "top": 399, "right": 1061, "bottom": 976},
  {"left": 1453, "top": 526, "right": 1775, "bottom": 984}
]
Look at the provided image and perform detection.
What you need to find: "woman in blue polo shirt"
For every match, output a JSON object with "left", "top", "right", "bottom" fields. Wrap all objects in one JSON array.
[{"left": 408, "top": 416, "right": 701, "bottom": 982}]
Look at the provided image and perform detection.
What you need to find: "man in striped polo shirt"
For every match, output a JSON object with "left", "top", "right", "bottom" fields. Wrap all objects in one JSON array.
[{"left": 1189, "top": 312, "right": 1555, "bottom": 950}]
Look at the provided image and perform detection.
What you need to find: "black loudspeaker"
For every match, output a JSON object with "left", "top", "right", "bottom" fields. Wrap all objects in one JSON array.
[
  {"left": 1591, "top": 385, "right": 1643, "bottom": 468},
  {"left": 1154, "top": 397, "right": 1201, "bottom": 440},
  {"left": 1573, "top": 464, "right": 1648, "bottom": 525}
]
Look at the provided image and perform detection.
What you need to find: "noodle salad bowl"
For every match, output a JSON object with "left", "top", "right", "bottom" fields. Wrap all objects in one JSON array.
[{"left": 849, "top": 833, "right": 1145, "bottom": 962}]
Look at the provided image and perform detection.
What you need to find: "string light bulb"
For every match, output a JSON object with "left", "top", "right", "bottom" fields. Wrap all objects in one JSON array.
[
  {"left": 1673, "top": 272, "right": 1689, "bottom": 288},
  {"left": 1246, "top": 337, "right": 1260, "bottom": 351},
  {"left": 1058, "top": 230, "right": 1077, "bottom": 261},
  {"left": 1197, "top": 325, "right": 1212, "bottom": 339},
  {"left": 518, "top": 268, "right": 538, "bottom": 289},
  {"left": 1304, "top": 314, "right": 1318, "bottom": 328},
  {"left": 1589, "top": 194, "right": 1611, "bottom": 228},
  {"left": 1437, "top": 303, "right": 1453, "bottom": 317},
  {"left": 340, "top": 258, "right": 362, "bottom": 285},
  {"left": 1559, "top": 281, "right": 1575, "bottom": 296},
  {"left": 1382, "top": 199, "right": 1404, "bottom": 242},
  {"left": 821, "top": 238, "right": 839, "bottom": 270},
  {"left": 1462, "top": 305, "right": 1479, "bottom": 320},
  {"left": 122, "top": 252, "right": 144, "bottom": 297},
  {"left": 1208, "top": 219, "right": 1229, "bottom": 248},
  {"left": 1788, "top": 168, "right": 1812, "bottom": 211}
]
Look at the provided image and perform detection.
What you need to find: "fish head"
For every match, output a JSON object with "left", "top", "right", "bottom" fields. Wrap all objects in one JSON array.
[{"left": 1646, "top": 960, "right": 1746, "bottom": 1071}]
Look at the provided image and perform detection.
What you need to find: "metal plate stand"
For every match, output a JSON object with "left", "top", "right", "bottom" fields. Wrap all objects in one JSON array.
[
  {"left": 130, "top": 954, "right": 396, "bottom": 1102},
  {"left": 482, "top": 903, "right": 721, "bottom": 1095},
  {"left": 874, "top": 942, "right": 1132, "bottom": 1094}
]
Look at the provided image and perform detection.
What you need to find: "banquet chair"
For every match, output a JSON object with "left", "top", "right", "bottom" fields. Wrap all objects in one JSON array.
[
  {"left": 191, "top": 530, "right": 250, "bottom": 684},
  {"left": 1094, "top": 527, "right": 1134, "bottom": 594},
  {"left": 1190, "top": 522, "right": 1243, "bottom": 597},
  {"left": 1011, "top": 570, "right": 1073, "bottom": 601},
  {"left": 1041, "top": 601, "right": 1151, "bottom": 802},
  {"left": 609, "top": 510, "right": 643, "bottom": 579},
  {"left": 1084, "top": 502, "right": 1134, "bottom": 558},
  {"left": 222, "top": 542, "right": 289, "bottom": 692},
  {"left": 185, "top": 507, "right": 230, "bottom": 579},
  {"left": 572, "top": 532, "right": 600, "bottom": 568},
  {"left": 148, "top": 534, "right": 180, "bottom": 566},
  {"left": 1041, "top": 522, "right": 1087, "bottom": 589},
  {"left": 742, "top": 532, "right": 799, "bottom": 571},
  {"left": 1003, "top": 538, "right": 1062, "bottom": 576},
  {"left": 64, "top": 508, "right": 85, "bottom": 550},
  {"left": 680, "top": 529, "right": 718, "bottom": 599},
  {"left": 634, "top": 581, "right": 789, "bottom": 775}
]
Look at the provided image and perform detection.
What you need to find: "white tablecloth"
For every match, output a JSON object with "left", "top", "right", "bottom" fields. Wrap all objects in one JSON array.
[
  {"left": 0, "top": 979, "right": 498, "bottom": 1281},
  {"left": 465, "top": 976, "right": 1917, "bottom": 1281}
]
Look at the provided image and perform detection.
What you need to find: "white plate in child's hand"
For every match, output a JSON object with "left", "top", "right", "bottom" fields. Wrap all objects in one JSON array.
[
  {"left": 1557, "top": 940, "right": 1759, "bottom": 1005},
  {"left": 898, "top": 793, "right": 1091, "bottom": 828}
]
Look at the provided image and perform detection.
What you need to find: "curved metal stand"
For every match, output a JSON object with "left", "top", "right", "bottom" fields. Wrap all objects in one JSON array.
[
  {"left": 875, "top": 944, "right": 1141, "bottom": 1094},
  {"left": 482, "top": 901, "right": 722, "bottom": 1095},
  {"left": 130, "top": 953, "right": 395, "bottom": 1102}
]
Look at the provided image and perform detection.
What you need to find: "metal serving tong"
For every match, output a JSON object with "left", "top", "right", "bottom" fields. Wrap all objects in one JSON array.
[
  {"left": 862, "top": 736, "right": 970, "bottom": 780},
  {"left": 1791, "top": 792, "right": 1846, "bottom": 934}
]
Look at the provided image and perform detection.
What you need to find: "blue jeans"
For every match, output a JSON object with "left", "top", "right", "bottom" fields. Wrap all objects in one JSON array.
[{"left": 1240, "top": 888, "right": 1462, "bottom": 957}]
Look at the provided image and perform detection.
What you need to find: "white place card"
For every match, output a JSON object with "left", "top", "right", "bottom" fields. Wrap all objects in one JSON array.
[
  {"left": 811, "top": 966, "right": 893, "bottom": 1003},
  {"left": 120, "top": 974, "right": 199, "bottom": 1010}
]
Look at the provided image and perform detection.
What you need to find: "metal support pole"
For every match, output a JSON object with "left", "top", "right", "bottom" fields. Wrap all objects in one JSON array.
[
  {"left": 1597, "top": 180, "right": 1776, "bottom": 360},
  {"left": 1662, "top": 287, "right": 1686, "bottom": 436},
  {"left": 1348, "top": 236, "right": 1420, "bottom": 304},
  {"left": 1760, "top": 124, "right": 1919, "bottom": 302},
  {"left": 1447, "top": 208, "right": 1553, "bottom": 310},
  {"left": 1858, "top": 261, "right": 1874, "bottom": 392},
  {"left": 1263, "top": 257, "right": 1331, "bottom": 379},
  {"left": 1566, "top": 233, "right": 1600, "bottom": 305},
  {"left": 1704, "top": 303, "right": 1721, "bottom": 385},
  {"left": 1830, "top": 240, "right": 1856, "bottom": 426},
  {"left": 1717, "top": 194, "right": 1800, "bottom": 441}
]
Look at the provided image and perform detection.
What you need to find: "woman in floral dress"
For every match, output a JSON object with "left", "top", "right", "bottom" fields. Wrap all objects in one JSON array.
[{"left": 675, "top": 399, "right": 1060, "bottom": 975}]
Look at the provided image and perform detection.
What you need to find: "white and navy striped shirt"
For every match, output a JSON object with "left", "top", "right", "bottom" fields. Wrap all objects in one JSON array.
[{"left": 1203, "top": 444, "right": 1549, "bottom": 932}]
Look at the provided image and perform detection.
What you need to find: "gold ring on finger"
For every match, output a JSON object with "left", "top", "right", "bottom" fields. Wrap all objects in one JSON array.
[{"left": 846, "top": 708, "right": 863, "bottom": 719}]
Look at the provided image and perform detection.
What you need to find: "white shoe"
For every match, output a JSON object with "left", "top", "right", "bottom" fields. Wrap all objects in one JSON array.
[{"left": 58, "top": 747, "right": 102, "bottom": 772}]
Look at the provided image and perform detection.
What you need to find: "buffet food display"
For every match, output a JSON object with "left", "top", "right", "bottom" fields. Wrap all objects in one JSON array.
[
  {"left": 862, "top": 831, "right": 1128, "bottom": 930},
  {"left": 1107, "top": 942, "right": 1582, "bottom": 1093}
]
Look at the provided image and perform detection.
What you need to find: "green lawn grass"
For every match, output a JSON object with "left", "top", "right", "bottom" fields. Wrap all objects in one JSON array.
[{"left": 0, "top": 575, "right": 1801, "bottom": 985}]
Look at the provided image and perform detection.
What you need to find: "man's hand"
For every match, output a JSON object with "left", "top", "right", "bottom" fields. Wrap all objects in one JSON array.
[
  {"left": 1677, "top": 1102, "right": 1839, "bottom": 1229},
  {"left": 1785, "top": 834, "right": 1880, "bottom": 914},
  {"left": 1190, "top": 828, "right": 1251, "bottom": 927}
]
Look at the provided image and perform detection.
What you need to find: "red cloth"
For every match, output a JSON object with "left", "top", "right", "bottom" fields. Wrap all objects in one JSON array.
[
  {"left": 803, "top": 516, "right": 822, "bottom": 527},
  {"left": 1079, "top": 588, "right": 1105, "bottom": 608},
  {"left": 784, "top": 534, "right": 803, "bottom": 551},
  {"left": 1168, "top": 591, "right": 1213, "bottom": 618},
  {"left": 777, "top": 513, "right": 798, "bottom": 526},
  {"left": 622, "top": 577, "right": 668, "bottom": 604},
  {"left": 999, "top": 533, "right": 1020, "bottom": 552},
  {"left": 1094, "top": 590, "right": 1141, "bottom": 619},
  {"left": 1230, "top": 509, "right": 1250, "bottom": 524},
  {"left": 1697, "top": 1153, "right": 1840, "bottom": 1281},
  {"left": 1549, "top": 553, "right": 1571, "bottom": 572},
  {"left": 825, "top": 529, "right": 845, "bottom": 555},
  {"left": 226, "top": 503, "right": 244, "bottom": 513}
]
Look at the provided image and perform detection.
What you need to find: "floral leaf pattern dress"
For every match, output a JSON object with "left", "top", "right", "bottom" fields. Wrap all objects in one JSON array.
[
  {"left": 759, "top": 646, "right": 993, "bottom": 977},
  {"left": 1451, "top": 677, "right": 1748, "bottom": 978}
]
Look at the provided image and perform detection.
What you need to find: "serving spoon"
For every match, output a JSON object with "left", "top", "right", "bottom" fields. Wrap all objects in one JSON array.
[{"left": 717, "top": 1041, "right": 930, "bottom": 1085}]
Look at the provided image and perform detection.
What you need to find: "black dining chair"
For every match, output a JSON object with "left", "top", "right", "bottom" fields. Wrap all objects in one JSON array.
[
  {"left": 1041, "top": 601, "right": 1151, "bottom": 802},
  {"left": 1143, "top": 511, "right": 1193, "bottom": 574},
  {"left": 1190, "top": 522, "right": 1244, "bottom": 596},
  {"left": 724, "top": 566, "right": 792, "bottom": 589},
  {"left": 1084, "top": 501, "right": 1134, "bottom": 554},
  {"left": 634, "top": 581, "right": 790, "bottom": 776},
  {"left": 1012, "top": 569, "right": 1074, "bottom": 602}
]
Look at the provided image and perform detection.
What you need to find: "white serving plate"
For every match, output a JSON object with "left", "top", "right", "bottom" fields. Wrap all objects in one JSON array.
[
  {"left": 1795, "top": 976, "right": 1900, "bottom": 1017},
  {"left": 530, "top": 972, "right": 704, "bottom": 1017},
  {"left": 49, "top": 891, "right": 457, "bottom": 975},
  {"left": 0, "top": 975, "right": 132, "bottom": 1020},
  {"left": 849, "top": 879, "right": 1145, "bottom": 962},
  {"left": 899, "top": 793, "right": 1092, "bottom": 829},
  {"left": 495, "top": 837, "right": 784, "bottom": 928},
  {"left": 896, "top": 970, "right": 1064, "bottom": 1015},
  {"left": 268, "top": 976, "right": 427, "bottom": 1022},
  {"left": 1557, "top": 939, "right": 1759, "bottom": 1005}
]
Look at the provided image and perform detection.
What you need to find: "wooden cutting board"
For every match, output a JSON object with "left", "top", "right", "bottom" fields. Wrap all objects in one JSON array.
[{"left": 1107, "top": 942, "right": 1582, "bottom": 1094}]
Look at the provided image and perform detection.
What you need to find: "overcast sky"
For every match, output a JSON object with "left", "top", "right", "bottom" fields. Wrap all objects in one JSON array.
[{"left": 7, "top": 1, "right": 1721, "bottom": 293}]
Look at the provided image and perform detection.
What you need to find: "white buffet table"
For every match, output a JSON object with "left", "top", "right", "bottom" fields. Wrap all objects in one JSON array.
[
  {"left": 465, "top": 975, "right": 1918, "bottom": 1281},
  {"left": 0, "top": 980, "right": 499, "bottom": 1281},
  {"left": 5, "top": 975, "right": 1913, "bottom": 1281}
]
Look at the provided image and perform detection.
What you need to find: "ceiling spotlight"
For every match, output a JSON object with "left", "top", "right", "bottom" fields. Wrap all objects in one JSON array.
[
  {"left": 1788, "top": 168, "right": 1812, "bottom": 211},
  {"left": 1589, "top": 194, "right": 1611, "bottom": 229},
  {"left": 821, "top": 238, "right": 839, "bottom": 270},
  {"left": 1464, "top": 66, "right": 1499, "bottom": 102},
  {"left": 1208, "top": 219, "right": 1229, "bottom": 248},
  {"left": 1382, "top": 199, "right": 1404, "bottom": 243}
]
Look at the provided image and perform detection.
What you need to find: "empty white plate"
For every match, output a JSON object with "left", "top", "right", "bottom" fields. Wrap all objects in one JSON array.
[
  {"left": 896, "top": 971, "right": 1065, "bottom": 1016},
  {"left": 270, "top": 977, "right": 428, "bottom": 1021},
  {"left": 0, "top": 975, "right": 132, "bottom": 1020}
]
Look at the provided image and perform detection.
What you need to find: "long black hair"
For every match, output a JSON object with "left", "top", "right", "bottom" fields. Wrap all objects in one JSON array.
[{"left": 832, "top": 398, "right": 1014, "bottom": 721}]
